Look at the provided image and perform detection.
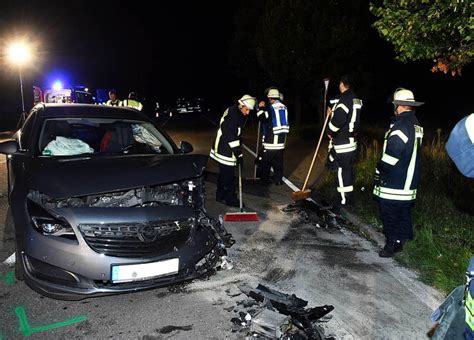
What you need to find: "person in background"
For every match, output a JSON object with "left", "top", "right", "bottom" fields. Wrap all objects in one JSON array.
[
  {"left": 255, "top": 87, "right": 289, "bottom": 185},
  {"left": 105, "top": 90, "right": 122, "bottom": 106},
  {"left": 122, "top": 92, "right": 143, "bottom": 111}
]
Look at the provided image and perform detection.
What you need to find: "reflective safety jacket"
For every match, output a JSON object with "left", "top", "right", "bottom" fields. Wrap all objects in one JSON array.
[
  {"left": 210, "top": 105, "right": 245, "bottom": 166},
  {"left": 328, "top": 89, "right": 362, "bottom": 154},
  {"left": 256, "top": 100, "right": 289, "bottom": 150},
  {"left": 373, "top": 110, "right": 423, "bottom": 201},
  {"left": 123, "top": 99, "right": 143, "bottom": 111},
  {"left": 105, "top": 99, "right": 122, "bottom": 106}
]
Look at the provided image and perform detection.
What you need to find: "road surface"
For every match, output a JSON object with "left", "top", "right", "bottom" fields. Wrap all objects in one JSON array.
[{"left": 0, "top": 115, "right": 442, "bottom": 339}]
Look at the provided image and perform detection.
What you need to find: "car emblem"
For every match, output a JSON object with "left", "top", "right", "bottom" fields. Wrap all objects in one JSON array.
[{"left": 138, "top": 225, "right": 158, "bottom": 243}]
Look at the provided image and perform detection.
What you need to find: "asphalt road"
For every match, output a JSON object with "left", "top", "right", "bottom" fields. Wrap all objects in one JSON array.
[{"left": 0, "top": 115, "right": 443, "bottom": 339}]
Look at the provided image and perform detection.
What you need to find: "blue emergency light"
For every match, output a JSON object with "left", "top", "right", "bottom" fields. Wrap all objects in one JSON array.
[{"left": 52, "top": 81, "right": 63, "bottom": 91}]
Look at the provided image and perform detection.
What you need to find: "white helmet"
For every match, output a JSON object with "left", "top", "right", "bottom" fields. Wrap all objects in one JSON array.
[
  {"left": 238, "top": 94, "right": 257, "bottom": 110},
  {"left": 267, "top": 88, "right": 280, "bottom": 99},
  {"left": 392, "top": 88, "right": 424, "bottom": 107}
]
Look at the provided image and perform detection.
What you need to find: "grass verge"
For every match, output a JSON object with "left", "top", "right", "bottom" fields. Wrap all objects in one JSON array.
[{"left": 318, "top": 130, "right": 474, "bottom": 294}]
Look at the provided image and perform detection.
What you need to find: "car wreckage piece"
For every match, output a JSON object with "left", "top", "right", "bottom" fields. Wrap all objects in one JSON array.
[{"left": 239, "top": 284, "right": 334, "bottom": 339}]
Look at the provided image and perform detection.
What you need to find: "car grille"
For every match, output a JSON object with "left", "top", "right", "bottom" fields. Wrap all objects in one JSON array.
[{"left": 78, "top": 220, "right": 192, "bottom": 258}]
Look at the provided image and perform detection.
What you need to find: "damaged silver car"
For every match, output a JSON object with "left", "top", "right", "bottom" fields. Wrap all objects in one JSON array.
[{"left": 0, "top": 103, "right": 233, "bottom": 300}]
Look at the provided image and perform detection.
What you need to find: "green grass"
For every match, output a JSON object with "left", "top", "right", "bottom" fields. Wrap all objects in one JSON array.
[{"left": 318, "top": 132, "right": 474, "bottom": 293}]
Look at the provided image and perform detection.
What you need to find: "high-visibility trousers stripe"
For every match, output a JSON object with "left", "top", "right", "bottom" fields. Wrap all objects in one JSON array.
[{"left": 373, "top": 186, "right": 417, "bottom": 201}]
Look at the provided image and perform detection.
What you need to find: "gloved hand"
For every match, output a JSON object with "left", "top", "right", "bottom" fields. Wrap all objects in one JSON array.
[
  {"left": 373, "top": 168, "right": 381, "bottom": 187},
  {"left": 236, "top": 154, "right": 244, "bottom": 167}
]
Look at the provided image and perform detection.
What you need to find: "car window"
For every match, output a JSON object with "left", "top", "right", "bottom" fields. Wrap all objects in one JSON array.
[
  {"left": 38, "top": 118, "right": 174, "bottom": 157},
  {"left": 19, "top": 111, "right": 36, "bottom": 150}
]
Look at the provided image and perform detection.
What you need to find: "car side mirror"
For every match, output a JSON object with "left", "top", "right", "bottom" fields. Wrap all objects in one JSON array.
[
  {"left": 0, "top": 141, "right": 19, "bottom": 154},
  {"left": 179, "top": 141, "right": 193, "bottom": 154}
]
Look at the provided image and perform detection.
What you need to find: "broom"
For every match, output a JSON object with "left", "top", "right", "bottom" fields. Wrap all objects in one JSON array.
[
  {"left": 291, "top": 78, "right": 331, "bottom": 201},
  {"left": 224, "top": 164, "right": 259, "bottom": 222}
]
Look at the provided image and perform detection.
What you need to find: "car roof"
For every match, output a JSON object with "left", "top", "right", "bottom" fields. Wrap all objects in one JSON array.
[{"left": 38, "top": 104, "right": 147, "bottom": 120}]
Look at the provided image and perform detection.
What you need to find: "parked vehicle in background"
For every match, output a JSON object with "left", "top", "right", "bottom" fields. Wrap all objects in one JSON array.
[
  {"left": 34, "top": 86, "right": 95, "bottom": 105},
  {"left": 173, "top": 97, "right": 210, "bottom": 115}
]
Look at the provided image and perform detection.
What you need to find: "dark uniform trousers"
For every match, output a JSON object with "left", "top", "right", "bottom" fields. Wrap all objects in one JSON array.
[
  {"left": 379, "top": 200, "right": 414, "bottom": 241},
  {"left": 257, "top": 149, "right": 284, "bottom": 183},
  {"left": 216, "top": 163, "right": 237, "bottom": 202},
  {"left": 330, "top": 150, "right": 355, "bottom": 207}
]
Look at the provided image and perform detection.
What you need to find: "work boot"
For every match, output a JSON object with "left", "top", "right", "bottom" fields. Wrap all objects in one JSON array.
[{"left": 378, "top": 239, "right": 403, "bottom": 258}]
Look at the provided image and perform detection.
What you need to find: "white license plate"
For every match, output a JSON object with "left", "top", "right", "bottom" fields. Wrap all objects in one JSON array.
[{"left": 111, "top": 258, "right": 179, "bottom": 283}]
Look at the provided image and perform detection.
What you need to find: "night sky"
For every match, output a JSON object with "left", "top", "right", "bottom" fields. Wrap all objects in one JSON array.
[{"left": 0, "top": 0, "right": 472, "bottom": 130}]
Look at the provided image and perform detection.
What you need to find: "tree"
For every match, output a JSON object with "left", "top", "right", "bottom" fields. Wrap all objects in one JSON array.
[
  {"left": 370, "top": 0, "right": 473, "bottom": 76},
  {"left": 229, "top": 0, "right": 368, "bottom": 125}
]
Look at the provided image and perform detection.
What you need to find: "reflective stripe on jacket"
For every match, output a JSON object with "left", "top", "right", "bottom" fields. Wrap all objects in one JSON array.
[
  {"left": 256, "top": 100, "right": 289, "bottom": 151},
  {"left": 209, "top": 105, "right": 244, "bottom": 166},
  {"left": 328, "top": 89, "right": 362, "bottom": 154},
  {"left": 123, "top": 99, "right": 143, "bottom": 111},
  {"left": 105, "top": 99, "right": 122, "bottom": 106},
  {"left": 373, "top": 111, "right": 423, "bottom": 201}
]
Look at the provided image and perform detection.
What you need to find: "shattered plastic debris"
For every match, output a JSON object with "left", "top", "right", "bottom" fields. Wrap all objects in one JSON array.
[
  {"left": 219, "top": 256, "right": 234, "bottom": 270},
  {"left": 283, "top": 199, "right": 344, "bottom": 230},
  {"left": 251, "top": 308, "right": 291, "bottom": 338},
  {"left": 229, "top": 283, "right": 334, "bottom": 339},
  {"left": 225, "top": 287, "right": 242, "bottom": 298}
]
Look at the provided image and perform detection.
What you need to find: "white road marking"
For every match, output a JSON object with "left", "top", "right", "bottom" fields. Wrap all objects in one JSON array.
[{"left": 3, "top": 252, "right": 15, "bottom": 266}]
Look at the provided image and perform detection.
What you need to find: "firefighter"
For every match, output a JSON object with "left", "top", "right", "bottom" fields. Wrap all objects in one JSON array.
[
  {"left": 105, "top": 90, "right": 122, "bottom": 106},
  {"left": 210, "top": 95, "right": 257, "bottom": 207},
  {"left": 327, "top": 75, "right": 362, "bottom": 212},
  {"left": 445, "top": 116, "right": 474, "bottom": 339},
  {"left": 122, "top": 92, "right": 143, "bottom": 111},
  {"left": 373, "top": 88, "right": 424, "bottom": 257},
  {"left": 446, "top": 113, "right": 474, "bottom": 178},
  {"left": 256, "top": 88, "right": 289, "bottom": 185}
]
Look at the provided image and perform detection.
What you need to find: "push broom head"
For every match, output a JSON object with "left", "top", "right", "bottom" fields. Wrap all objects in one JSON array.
[
  {"left": 224, "top": 211, "right": 259, "bottom": 222},
  {"left": 291, "top": 188, "right": 311, "bottom": 201}
]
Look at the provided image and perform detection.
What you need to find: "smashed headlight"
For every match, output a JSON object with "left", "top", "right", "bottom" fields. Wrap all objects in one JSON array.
[{"left": 27, "top": 201, "right": 76, "bottom": 240}]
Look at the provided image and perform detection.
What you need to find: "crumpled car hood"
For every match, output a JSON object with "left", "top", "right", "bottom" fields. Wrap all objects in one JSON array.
[{"left": 27, "top": 154, "right": 208, "bottom": 199}]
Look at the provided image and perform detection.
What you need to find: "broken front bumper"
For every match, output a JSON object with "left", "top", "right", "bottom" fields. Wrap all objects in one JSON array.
[{"left": 20, "top": 206, "right": 228, "bottom": 300}]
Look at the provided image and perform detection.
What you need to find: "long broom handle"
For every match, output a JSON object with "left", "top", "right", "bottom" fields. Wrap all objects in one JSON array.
[
  {"left": 301, "top": 108, "right": 331, "bottom": 191},
  {"left": 254, "top": 121, "right": 261, "bottom": 180},
  {"left": 239, "top": 164, "right": 243, "bottom": 212}
]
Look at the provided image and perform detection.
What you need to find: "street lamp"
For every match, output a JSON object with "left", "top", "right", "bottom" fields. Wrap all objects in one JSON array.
[{"left": 6, "top": 41, "right": 32, "bottom": 114}]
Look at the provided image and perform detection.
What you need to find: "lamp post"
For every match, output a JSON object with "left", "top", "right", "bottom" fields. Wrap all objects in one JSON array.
[{"left": 6, "top": 41, "right": 32, "bottom": 118}]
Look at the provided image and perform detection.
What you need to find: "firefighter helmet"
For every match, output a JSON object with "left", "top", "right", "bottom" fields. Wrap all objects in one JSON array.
[
  {"left": 392, "top": 88, "right": 424, "bottom": 107},
  {"left": 267, "top": 88, "right": 280, "bottom": 99},
  {"left": 238, "top": 95, "right": 257, "bottom": 110}
]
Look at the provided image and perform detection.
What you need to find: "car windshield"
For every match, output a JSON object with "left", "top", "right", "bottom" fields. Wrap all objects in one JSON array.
[{"left": 38, "top": 118, "right": 174, "bottom": 157}]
